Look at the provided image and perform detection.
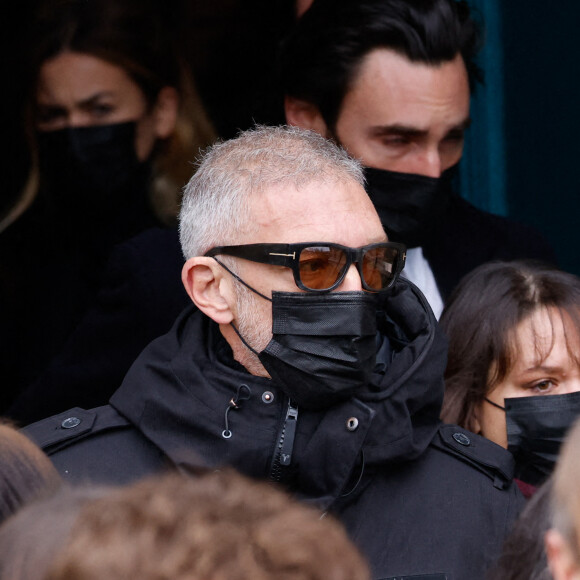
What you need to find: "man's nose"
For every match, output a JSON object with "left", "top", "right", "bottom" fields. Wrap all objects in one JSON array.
[
  {"left": 417, "top": 147, "right": 442, "bottom": 178},
  {"left": 337, "top": 264, "right": 363, "bottom": 292}
]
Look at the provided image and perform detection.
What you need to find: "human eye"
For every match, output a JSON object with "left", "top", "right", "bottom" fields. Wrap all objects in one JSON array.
[
  {"left": 88, "top": 101, "right": 115, "bottom": 120},
  {"left": 440, "top": 131, "right": 465, "bottom": 152},
  {"left": 444, "top": 130, "right": 465, "bottom": 142},
  {"left": 529, "top": 379, "right": 557, "bottom": 394},
  {"left": 300, "top": 257, "right": 327, "bottom": 273},
  {"left": 36, "top": 106, "right": 67, "bottom": 130},
  {"left": 381, "top": 135, "right": 410, "bottom": 147}
]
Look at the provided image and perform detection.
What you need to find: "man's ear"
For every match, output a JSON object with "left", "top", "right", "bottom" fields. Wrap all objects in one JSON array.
[
  {"left": 284, "top": 96, "right": 329, "bottom": 135},
  {"left": 153, "top": 86, "right": 179, "bottom": 139},
  {"left": 182, "top": 257, "right": 234, "bottom": 324}
]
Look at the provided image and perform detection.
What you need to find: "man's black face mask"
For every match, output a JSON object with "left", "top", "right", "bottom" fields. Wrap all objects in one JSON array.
[
  {"left": 363, "top": 165, "right": 459, "bottom": 248},
  {"left": 217, "top": 257, "right": 384, "bottom": 410},
  {"left": 257, "top": 291, "right": 379, "bottom": 410}
]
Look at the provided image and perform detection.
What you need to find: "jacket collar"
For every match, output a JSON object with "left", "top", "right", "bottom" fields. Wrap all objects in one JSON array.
[{"left": 111, "top": 279, "right": 446, "bottom": 502}]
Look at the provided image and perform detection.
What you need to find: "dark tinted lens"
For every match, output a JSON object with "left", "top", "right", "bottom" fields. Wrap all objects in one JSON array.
[
  {"left": 362, "top": 245, "right": 398, "bottom": 290},
  {"left": 298, "top": 246, "right": 348, "bottom": 290}
]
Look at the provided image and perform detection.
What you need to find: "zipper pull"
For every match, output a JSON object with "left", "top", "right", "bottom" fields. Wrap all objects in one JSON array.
[{"left": 280, "top": 401, "right": 299, "bottom": 466}]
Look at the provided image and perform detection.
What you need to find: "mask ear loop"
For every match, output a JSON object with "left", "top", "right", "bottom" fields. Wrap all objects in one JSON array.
[
  {"left": 222, "top": 384, "right": 252, "bottom": 439},
  {"left": 211, "top": 257, "right": 272, "bottom": 301},
  {"left": 229, "top": 321, "right": 260, "bottom": 357},
  {"left": 211, "top": 256, "right": 272, "bottom": 359},
  {"left": 484, "top": 397, "right": 506, "bottom": 411}
]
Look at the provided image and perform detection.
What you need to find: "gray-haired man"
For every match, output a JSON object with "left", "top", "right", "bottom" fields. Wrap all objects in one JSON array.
[{"left": 26, "top": 125, "right": 523, "bottom": 579}]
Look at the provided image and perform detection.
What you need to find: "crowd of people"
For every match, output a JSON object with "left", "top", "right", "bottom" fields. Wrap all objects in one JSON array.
[{"left": 1, "top": 0, "right": 579, "bottom": 579}]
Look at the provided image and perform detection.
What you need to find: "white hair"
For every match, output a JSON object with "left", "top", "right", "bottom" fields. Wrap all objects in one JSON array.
[{"left": 178, "top": 124, "right": 364, "bottom": 259}]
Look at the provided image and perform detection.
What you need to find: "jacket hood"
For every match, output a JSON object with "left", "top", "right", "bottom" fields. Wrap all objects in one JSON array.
[
  {"left": 111, "top": 278, "right": 446, "bottom": 478},
  {"left": 362, "top": 277, "right": 447, "bottom": 465}
]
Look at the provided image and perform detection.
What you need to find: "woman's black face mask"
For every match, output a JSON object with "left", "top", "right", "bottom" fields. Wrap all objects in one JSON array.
[
  {"left": 37, "top": 121, "right": 149, "bottom": 214},
  {"left": 486, "top": 392, "right": 580, "bottom": 487}
]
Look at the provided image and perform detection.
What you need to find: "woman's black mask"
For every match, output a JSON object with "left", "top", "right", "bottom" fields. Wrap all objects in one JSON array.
[
  {"left": 37, "top": 121, "right": 148, "bottom": 214},
  {"left": 492, "top": 392, "right": 580, "bottom": 487}
]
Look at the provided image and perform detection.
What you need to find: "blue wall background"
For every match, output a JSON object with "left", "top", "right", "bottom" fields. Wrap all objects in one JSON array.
[{"left": 460, "top": 0, "right": 507, "bottom": 216}]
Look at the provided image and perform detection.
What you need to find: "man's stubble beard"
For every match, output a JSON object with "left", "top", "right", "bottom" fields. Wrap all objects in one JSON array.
[{"left": 233, "top": 278, "right": 272, "bottom": 376}]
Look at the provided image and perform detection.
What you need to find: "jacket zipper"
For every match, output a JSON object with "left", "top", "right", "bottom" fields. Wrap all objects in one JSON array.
[{"left": 269, "top": 399, "right": 299, "bottom": 482}]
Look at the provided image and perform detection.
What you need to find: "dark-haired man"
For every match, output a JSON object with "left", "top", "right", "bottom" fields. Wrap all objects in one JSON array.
[{"left": 280, "top": 0, "right": 556, "bottom": 317}]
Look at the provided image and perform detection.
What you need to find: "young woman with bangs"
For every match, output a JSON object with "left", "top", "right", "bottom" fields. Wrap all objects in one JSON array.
[{"left": 440, "top": 260, "right": 580, "bottom": 498}]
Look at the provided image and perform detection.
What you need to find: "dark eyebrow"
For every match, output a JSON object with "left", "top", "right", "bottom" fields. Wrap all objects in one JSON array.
[
  {"left": 370, "top": 117, "right": 472, "bottom": 139},
  {"left": 370, "top": 124, "right": 427, "bottom": 139},
  {"left": 447, "top": 118, "right": 472, "bottom": 133},
  {"left": 37, "top": 91, "right": 115, "bottom": 110},
  {"left": 36, "top": 102, "right": 66, "bottom": 113},
  {"left": 521, "top": 365, "right": 563, "bottom": 375},
  {"left": 78, "top": 92, "right": 116, "bottom": 108}
]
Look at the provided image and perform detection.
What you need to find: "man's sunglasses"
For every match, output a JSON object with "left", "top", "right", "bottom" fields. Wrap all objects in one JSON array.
[{"left": 205, "top": 242, "right": 406, "bottom": 293}]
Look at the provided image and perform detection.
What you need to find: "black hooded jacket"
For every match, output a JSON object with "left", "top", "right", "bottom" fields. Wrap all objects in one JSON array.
[{"left": 25, "top": 279, "right": 524, "bottom": 579}]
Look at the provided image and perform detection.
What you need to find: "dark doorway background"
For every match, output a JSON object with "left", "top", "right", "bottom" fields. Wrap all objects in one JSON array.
[
  {"left": 502, "top": 2, "right": 580, "bottom": 276},
  {"left": 1, "top": 0, "right": 578, "bottom": 275}
]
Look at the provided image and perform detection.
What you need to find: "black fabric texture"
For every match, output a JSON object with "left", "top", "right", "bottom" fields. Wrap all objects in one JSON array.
[
  {"left": 259, "top": 291, "right": 379, "bottom": 410},
  {"left": 0, "top": 166, "right": 162, "bottom": 415},
  {"left": 506, "top": 392, "right": 580, "bottom": 486},
  {"left": 422, "top": 194, "right": 558, "bottom": 300},
  {"left": 37, "top": 122, "right": 143, "bottom": 213},
  {"left": 364, "top": 165, "right": 455, "bottom": 248},
  {"left": 6, "top": 227, "right": 188, "bottom": 424}
]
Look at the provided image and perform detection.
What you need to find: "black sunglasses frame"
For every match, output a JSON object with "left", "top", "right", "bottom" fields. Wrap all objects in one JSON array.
[{"left": 205, "top": 241, "right": 406, "bottom": 293}]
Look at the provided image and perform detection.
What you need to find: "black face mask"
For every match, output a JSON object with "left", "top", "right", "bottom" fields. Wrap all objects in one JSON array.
[
  {"left": 258, "top": 291, "right": 379, "bottom": 410},
  {"left": 363, "top": 165, "right": 458, "bottom": 248},
  {"left": 225, "top": 264, "right": 382, "bottom": 410},
  {"left": 488, "top": 392, "right": 580, "bottom": 486},
  {"left": 37, "top": 121, "right": 149, "bottom": 215}
]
